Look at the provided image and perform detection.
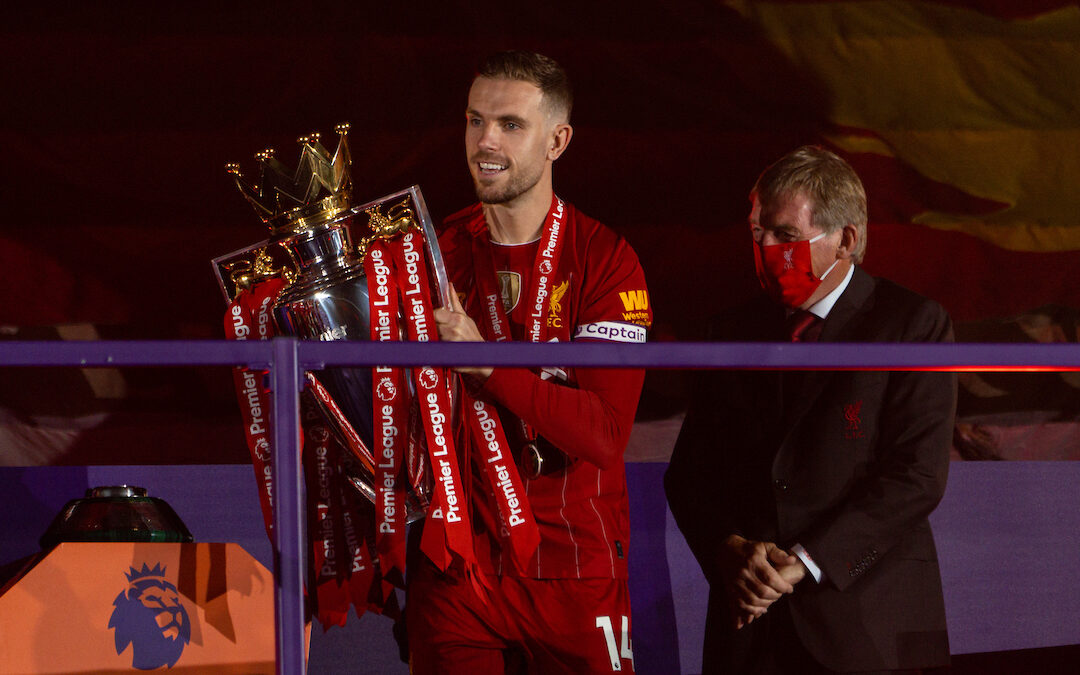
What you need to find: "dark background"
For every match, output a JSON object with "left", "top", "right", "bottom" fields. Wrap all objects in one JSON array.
[{"left": 2, "top": 1, "right": 1078, "bottom": 465}]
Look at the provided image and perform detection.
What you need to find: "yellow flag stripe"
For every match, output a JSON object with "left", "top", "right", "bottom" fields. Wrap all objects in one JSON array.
[{"left": 728, "top": 0, "right": 1080, "bottom": 251}]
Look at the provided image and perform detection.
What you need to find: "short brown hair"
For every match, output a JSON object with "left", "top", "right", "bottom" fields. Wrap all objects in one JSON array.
[
  {"left": 751, "top": 146, "right": 868, "bottom": 263},
  {"left": 476, "top": 50, "right": 573, "bottom": 123}
]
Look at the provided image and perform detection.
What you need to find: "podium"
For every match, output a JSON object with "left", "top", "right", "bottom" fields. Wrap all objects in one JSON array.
[{"left": 0, "top": 542, "right": 281, "bottom": 674}]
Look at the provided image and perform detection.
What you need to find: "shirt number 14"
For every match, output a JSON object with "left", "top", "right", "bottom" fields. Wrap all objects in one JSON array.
[{"left": 595, "top": 615, "right": 634, "bottom": 671}]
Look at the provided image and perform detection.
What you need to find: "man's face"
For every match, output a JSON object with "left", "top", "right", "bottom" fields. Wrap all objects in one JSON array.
[
  {"left": 465, "top": 76, "right": 555, "bottom": 205},
  {"left": 750, "top": 191, "right": 841, "bottom": 279},
  {"left": 750, "top": 191, "right": 848, "bottom": 308}
]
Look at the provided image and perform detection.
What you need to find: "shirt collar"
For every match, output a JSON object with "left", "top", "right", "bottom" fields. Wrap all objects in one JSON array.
[{"left": 806, "top": 263, "right": 855, "bottom": 320}]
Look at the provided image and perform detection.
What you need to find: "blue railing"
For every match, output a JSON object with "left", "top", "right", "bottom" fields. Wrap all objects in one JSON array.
[{"left": 3, "top": 338, "right": 1078, "bottom": 674}]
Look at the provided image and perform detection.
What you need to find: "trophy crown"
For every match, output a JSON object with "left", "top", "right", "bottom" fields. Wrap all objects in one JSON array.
[{"left": 227, "top": 124, "right": 353, "bottom": 236}]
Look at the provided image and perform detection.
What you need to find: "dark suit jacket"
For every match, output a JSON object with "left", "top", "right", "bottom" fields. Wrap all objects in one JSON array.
[{"left": 665, "top": 267, "right": 957, "bottom": 672}]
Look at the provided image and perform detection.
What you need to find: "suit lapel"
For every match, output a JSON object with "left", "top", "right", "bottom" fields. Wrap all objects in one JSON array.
[{"left": 819, "top": 266, "right": 875, "bottom": 343}]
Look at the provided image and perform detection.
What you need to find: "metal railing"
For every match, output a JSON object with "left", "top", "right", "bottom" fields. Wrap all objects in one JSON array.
[{"left": 3, "top": 337, "right": 1078, "bottom": 674}]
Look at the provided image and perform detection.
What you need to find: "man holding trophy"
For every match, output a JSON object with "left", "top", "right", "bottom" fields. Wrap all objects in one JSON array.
[{"left": 404, "top": 51, "right": 652, "bottom": 673}]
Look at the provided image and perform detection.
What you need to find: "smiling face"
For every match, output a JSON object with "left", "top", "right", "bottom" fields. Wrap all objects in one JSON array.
[{"left": 465, "top": 76, "right": 567, "bottom": 206}]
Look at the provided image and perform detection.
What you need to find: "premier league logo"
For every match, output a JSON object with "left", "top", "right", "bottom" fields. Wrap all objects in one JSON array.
[
  {"left": 376, "top": 377, "right": 397, "bottom": 402},
  {"left": 254, "top": 436, "right": 271, "bottom": 462},
  {"left": 418, "top": 368, "right": 439, "bottom": 390},
  {"left": 310, "top": 424, "right": 330, "bottom": 443},
  {"left": 108, "top": 563, "right": 191, "bottom": 670}
]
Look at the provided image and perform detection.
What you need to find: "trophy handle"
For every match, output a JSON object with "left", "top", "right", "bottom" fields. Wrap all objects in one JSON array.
[
  {"left": 350, "top": 185, "right": 451, "bottom": 309},
  {"left": 409, "top": 186, "right": 452, "bottom": 308}
]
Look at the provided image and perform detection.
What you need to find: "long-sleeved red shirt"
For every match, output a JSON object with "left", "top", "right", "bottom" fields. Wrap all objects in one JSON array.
[{"left": 438, "top": 200, "right": 652, "bottom": 579}]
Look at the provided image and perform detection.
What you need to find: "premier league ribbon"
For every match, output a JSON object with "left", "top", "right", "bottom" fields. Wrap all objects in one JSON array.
[
  {"left": 464, "top": 395, "right": 541, "bottom": 573},
  {"left": 472, "top": 195, "right": 569, "bottom": 346},
  {"left": 304, "top": 372, "right": 377, "bottom": 480},
  {"left": 224, "top": 276, "right": 287, "bottom": 538},
  {"left": 460, "top": 196, "right": 572, "bottom": 564},
  {"left": 389, "top": 230, "right": 475, "bottom": 568},
  {"left": 363, "top": 241, "right": 408, "bottom": 579},
  {"left": 302, "top": 397, "right": 352, "bottom": 629},
  {"left": 382, "top": 227, "right": 540, "bottom": 573},
  {"left": 226, "top": 274, "right": 388, "bottom": 629}
]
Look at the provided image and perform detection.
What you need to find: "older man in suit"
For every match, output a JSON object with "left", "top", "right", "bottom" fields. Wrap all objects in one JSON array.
[{"left": 666, "top": 146, "right": 956, "bottom": 674}]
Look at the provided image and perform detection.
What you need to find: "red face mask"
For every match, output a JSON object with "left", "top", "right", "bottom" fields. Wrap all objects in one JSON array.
[{"left": 753, "top": 232, "right": 840, "bottom": 308}]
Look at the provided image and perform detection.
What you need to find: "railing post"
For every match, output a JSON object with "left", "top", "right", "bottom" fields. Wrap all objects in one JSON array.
[{"left": 270, "top": 336, "right": 306, "bottom": 674}]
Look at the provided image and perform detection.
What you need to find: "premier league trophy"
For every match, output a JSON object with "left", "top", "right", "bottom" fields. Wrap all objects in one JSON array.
[{"left": 213, "top": 124, "right": 448, "bottom": 527}]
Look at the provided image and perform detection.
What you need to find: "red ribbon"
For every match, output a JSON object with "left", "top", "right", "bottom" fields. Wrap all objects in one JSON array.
[
  {"left": 304, "top": 372, "right": 377, "bottom": 477},
  {"left": 338, "top": 462, "right": 377, "bottom": 619},
  {"left": 302, "top": 397, "right": 352, "bottom": 629},
  {"left": 463, "top": 196, "right": 571, "bottom": 567},
  {"left": 225, "top": 274, "right": 381, "bottom": 629},
  {"left": 390, "top": 230, "right": 475, "bottom": 568},
  {"left": 224, "top": 277, "right": 287, "bottom": 538},
  {"left": 464, "top": 395, "right": 540, "bottom": 573},
  {"left": 472, "top": 194, "right": 569, "bottom": 346},
  {"left": 363, "top": 241, "right": 409, "bottom": 579}
]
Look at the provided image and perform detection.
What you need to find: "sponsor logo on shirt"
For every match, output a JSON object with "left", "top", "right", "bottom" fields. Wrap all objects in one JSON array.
[
  {"left": 621, "top": 310, "right": 650, "bottom": 326},
  {"left": 573, "top": 321, "right": 647, "bottom": 343},
  {"left": 618, "top": 289, "right": 649, "bottom": 312}
]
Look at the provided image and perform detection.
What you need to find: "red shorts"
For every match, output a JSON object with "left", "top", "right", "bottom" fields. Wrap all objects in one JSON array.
[{"left": 406, "top": 560, "right": 634, "bottom": 674}]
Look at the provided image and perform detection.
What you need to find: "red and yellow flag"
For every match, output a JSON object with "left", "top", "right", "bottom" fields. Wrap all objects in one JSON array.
[{"left": 729, "top": 0, "right": 1080, "bottom": 319}]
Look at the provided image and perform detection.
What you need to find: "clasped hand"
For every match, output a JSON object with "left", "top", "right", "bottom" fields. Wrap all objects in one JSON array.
[{"left": 717, "top": 534, "right": 807, "bottom": 629}]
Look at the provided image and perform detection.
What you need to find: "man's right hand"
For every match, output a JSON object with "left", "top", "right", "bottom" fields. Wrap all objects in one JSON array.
[
  {"left": 716, "top": 534, "right": 797, "bottom": 629},
  {"left": 433, "top": 282, "right": 492, "bottom": 380}
]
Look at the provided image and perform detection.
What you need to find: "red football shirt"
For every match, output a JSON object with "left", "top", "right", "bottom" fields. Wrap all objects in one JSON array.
[{"left": 438, "top": 200, "right": 652, "bottom": 579}]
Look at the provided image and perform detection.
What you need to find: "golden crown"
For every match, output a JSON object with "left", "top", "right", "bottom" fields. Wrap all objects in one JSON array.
[{"left": 226, "top": 123, "right": 352, "bottom": 236}]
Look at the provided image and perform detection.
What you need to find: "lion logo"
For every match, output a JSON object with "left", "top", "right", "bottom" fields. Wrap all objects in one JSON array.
[
  {"left": 254, "top": 437, "right": 271, "bottom": 462},
  {"left": 108, "top": 563, "right": 191, "bottom": 670},
  {"left": 376, "top": 377, "right": 397, "bottom": 402},
  {"left": 418, "top": 368, "right": 439, "bottom": 390},
  {"left": 310, "top": 424, "right": 330, "bottom": 443}
]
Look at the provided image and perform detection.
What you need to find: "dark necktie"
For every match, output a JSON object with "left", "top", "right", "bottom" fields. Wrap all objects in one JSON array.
[
  {"left": 786, "top": 309, "right": 822, "bottom": 342},
  {"left": 782, "top": 310, "right": 822, "bottom": 420}
]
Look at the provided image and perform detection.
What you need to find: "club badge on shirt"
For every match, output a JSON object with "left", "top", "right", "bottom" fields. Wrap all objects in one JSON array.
[
  {"left": 497, "top": 271, "right": 522, "bottom": 313},
  {"left": 547, "top": 280, "right": 569, "bottom": 328},
  {"left": 844, "top": 400, "right": 864, "bottom": 440}
]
